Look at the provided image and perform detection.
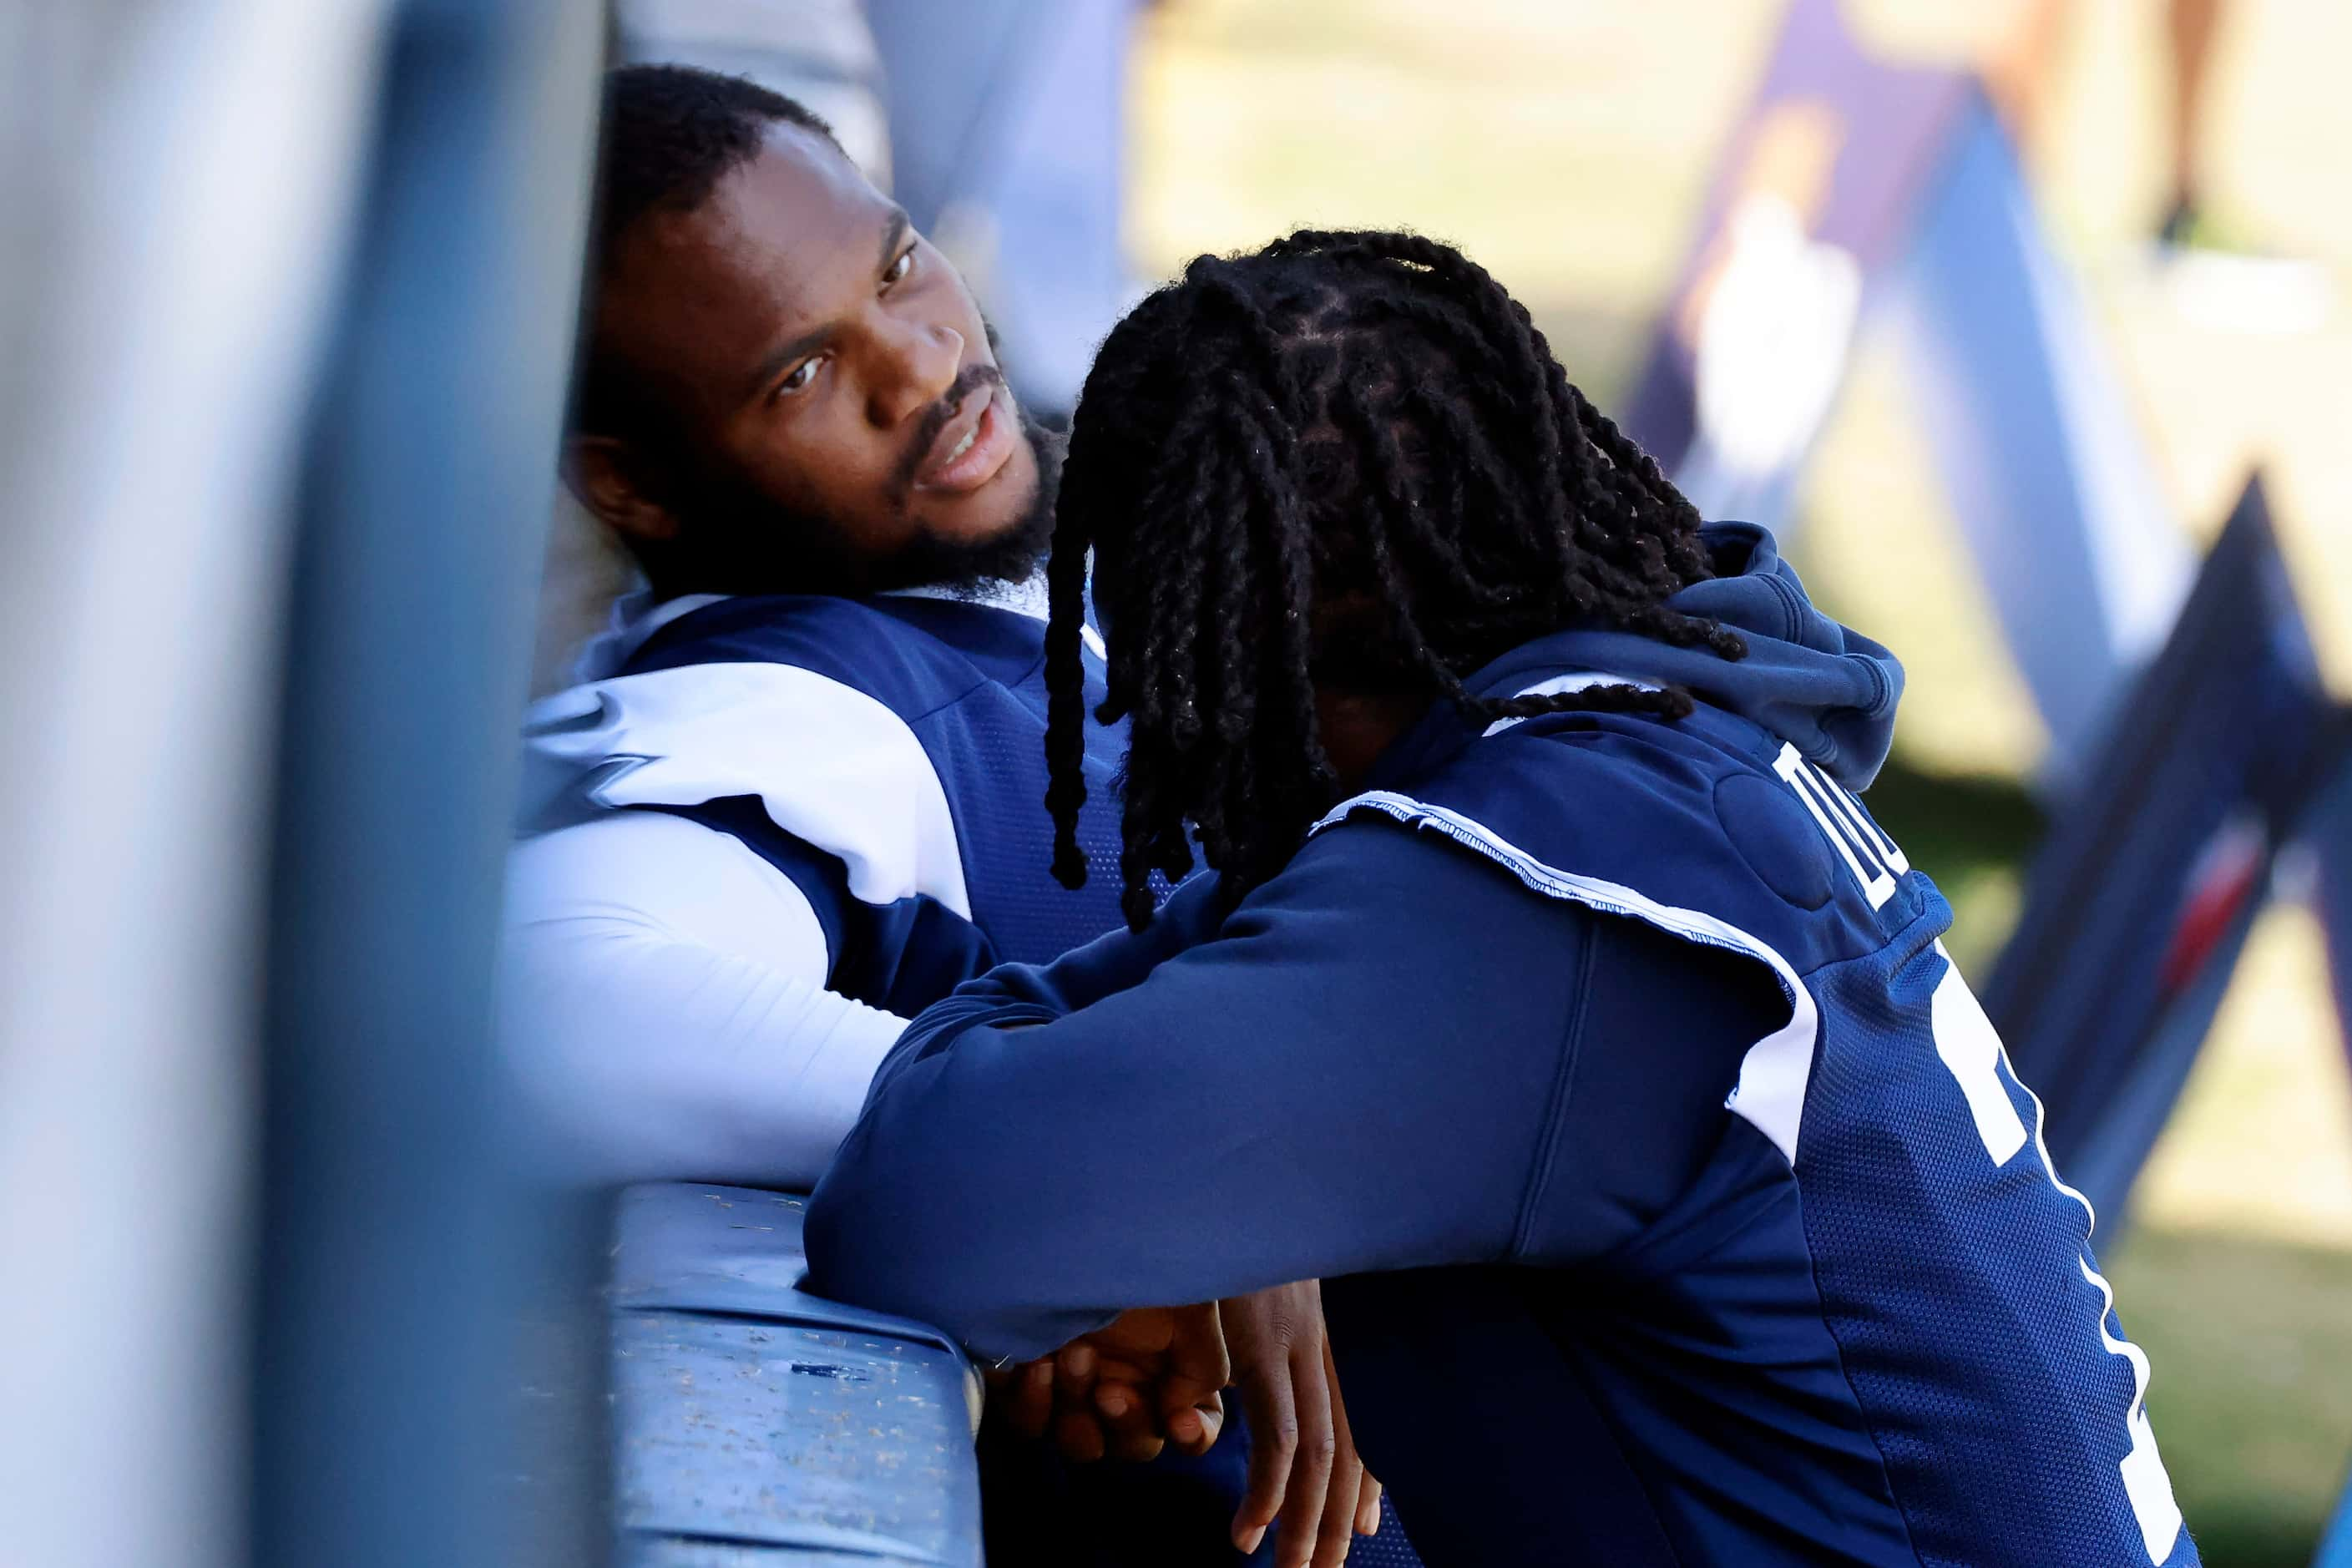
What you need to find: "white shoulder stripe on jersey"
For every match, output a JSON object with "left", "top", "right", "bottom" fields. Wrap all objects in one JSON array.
[
  {"left": 1311, "top": 789, "right": 1818, "bottom": 1165},
  {"left": 524, "top": 662, "right": 970, "bottom": 918}
]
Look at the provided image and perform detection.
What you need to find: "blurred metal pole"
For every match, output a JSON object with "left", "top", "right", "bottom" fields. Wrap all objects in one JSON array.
[
  {"left": 249, "top": 2, "right": 604, "bottom": 1565},
  {"left": 0, "top": 3, "right": 389, "bottom": 1566}
]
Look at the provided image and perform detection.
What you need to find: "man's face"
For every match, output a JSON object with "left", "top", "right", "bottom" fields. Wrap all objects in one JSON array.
[{"left": 583, "top": 123, "right": 1045, "bottom": 593}]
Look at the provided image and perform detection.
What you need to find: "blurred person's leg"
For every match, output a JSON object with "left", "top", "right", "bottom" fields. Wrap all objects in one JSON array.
[
  {"left": 2144, "top": 0, "right": 2327, "bottom": 327},
  {"left": 1977, "top": 0, "right": 2275, "bottom": 263},
  {"left": 1982, "top": 0, "right": 2074, "bottom": 152},
  {"left": 2156, "top": 0, "right": 2224, "bottom": 248}
]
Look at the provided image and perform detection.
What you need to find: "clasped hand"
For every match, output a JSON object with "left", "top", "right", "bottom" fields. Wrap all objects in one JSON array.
[{"left": 986, "top": 1281, "right": 1383, "bottom": 1568}]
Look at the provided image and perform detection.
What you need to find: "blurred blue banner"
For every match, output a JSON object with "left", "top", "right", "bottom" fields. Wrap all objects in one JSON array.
[
  {"left": 1626, "top": 0, "right": 1967, "bottom": 524},
  {"left": 1887, "top": 102, "right": 2189, "bottom": 790},
  {"left": 1978, "top": 478, "right": 2344, "bottom": 1225},
  {"left": 2313, "top": 760, "right": 2352, "bottom": 1105},
  {"left": 2308, "top": 680, "right": 2352, "bottom": 1568},
  {"left": 1626, "top": 0, "right": 2192, "bottom": 784},
  {"left": 2317, "top": 1462, "right": 2352, "bottom": 1568}
]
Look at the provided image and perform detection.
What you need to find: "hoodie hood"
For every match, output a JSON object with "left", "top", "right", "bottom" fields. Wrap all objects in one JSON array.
[{"left": 1473, "top": 523, "right": 1904, "bottom": 790}]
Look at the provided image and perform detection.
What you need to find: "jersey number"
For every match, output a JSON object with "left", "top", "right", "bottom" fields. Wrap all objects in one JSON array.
[
  {"left": 1774, "top": 745, "right": 2186, "bottom": 1562},
  {"left": 1930, "top": 957, "right": 2186, "bottom": 1563}
]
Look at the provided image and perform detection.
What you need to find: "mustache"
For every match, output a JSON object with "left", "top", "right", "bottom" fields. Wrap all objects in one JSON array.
[{"left": 888, "top": 362, "right": 1007, "bottom": 504}]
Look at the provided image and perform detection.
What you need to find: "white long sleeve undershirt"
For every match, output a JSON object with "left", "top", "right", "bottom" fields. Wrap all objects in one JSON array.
[{"left": 497, "top": 809, "right": 907, "bottom": 1190}]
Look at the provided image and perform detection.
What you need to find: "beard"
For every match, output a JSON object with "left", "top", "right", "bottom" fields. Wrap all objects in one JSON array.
[
  {"left": 864, "top": 412, "right": 1064, "bottom": 598},
  {"left": 641, "top": 396, "right": 1065, "bottom": 602}
]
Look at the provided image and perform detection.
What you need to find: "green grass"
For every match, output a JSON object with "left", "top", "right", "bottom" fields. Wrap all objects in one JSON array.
[{"left": 2105, "top": 1227, "right": 2352, "bottom": 1567}]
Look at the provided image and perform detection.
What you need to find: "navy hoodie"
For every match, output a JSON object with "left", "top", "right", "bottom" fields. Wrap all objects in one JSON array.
[{"left": 806, "top": 526, "right": 2197, "bottom": 1568}]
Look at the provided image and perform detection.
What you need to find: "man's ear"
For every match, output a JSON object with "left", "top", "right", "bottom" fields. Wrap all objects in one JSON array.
[{"left": 564, "top": 433, "right": 680, "bottom": 548}]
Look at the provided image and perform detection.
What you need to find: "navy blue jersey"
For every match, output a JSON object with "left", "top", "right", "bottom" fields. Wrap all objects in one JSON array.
[
  {"left": 518, "top": 592, "right": 1133, "bottom": 1001},
  {"left": 624, "top": 593, "right": 1134, "bottom": 993},
  {"left": 807, "top": 528, "right": 2197, "bottom": 1567},
  {"left": 1321, "top": 695, "right": 2193, "bottom": 1568}
]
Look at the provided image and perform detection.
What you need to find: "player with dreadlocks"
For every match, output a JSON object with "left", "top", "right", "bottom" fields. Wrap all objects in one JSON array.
[
  {"left": 1042, "top": 227, "right": 1741, "bottom": 927},
  {"left": 808, "top": 231, "right": 2197, "bottom": 1567}
]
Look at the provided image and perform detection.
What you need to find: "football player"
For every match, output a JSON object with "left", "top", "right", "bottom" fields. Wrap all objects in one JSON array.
[
  {"left": 807, "top": 230, "right": 2198, "bottom": 1568},
  {"left": 500, "top": 68, "right": 1400, "bottom": 1568}
]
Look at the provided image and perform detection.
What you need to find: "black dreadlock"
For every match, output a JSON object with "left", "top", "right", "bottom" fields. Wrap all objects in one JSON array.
[{"left": 1046, "top": 230, "right": 1745, "bottom": 929}]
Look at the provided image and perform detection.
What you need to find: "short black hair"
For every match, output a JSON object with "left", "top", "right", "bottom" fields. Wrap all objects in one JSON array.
[
  {"left": 590, "top": 63, "right": 840, "bottom": 279},
  {"left": 572, "top": 64, "right": 841, "bottom": 443},
  {"left": 1045, "top": 230, "right": 1743, "bottom": 928}
]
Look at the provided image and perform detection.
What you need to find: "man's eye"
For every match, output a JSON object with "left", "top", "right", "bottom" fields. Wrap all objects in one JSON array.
[
  {"left": 777, "top": 357, "right": 822, "bottom": 397},
  {"left": 883, "top": 246, "right": 916, "bottom": 287}
]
